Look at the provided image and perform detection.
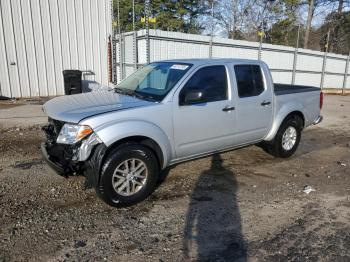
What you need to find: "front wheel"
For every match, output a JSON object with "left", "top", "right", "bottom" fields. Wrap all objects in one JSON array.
[
  {"left": 262, "top": 116, "right": 302, "bottom": 158},
  {"left": 96, "top": 143, "right": 159, "bottom": 207}
]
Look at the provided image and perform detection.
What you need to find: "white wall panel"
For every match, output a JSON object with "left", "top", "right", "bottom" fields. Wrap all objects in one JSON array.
[
  {"left": 11, "top": 0, "right": 30, "bottom": 97},
  {"left": 0, "top": 0, "right": 112, "bottom": 98},
  {"left": 137, "top": 39, "right": 147, "bottom": 64},
  {"left": 0, "top": 0, "right": 11, "bottom": 97},
  {"left": 124, "top": 34, "right": 134, "bottom": 63},
  {"left": 297, "top": 54, "right": 323, "bottom": 72},
  {"left": 271, "top": 71, "right": 292, "bottom": 84},
  {"left": 82, "top": 0, "right": 94, "bottom": 82},
  {"left": 1, "top": 0, "right": 21, "bottom": 97},
  {"left": 66, "top": 0, "right": 79, "bottom": 69},
  {"left": 295, "top": 73, "right": 322, "bottom": 87},
  {"left": 324, "top": 75, "right": 345, "bottom": 88},
  {"left": 21, "top": 0, "right": 40, "bottom": 97},
  {"left": 31, "top": 0, "right": 49, "bottom": 96},
  {"left": 98, "top": 0, "right": 108, "bottom": 84},
  {"left": 91, "top": 0, "right": 102, "bottom": 84},
  {"left": 118, "top": 30, "right": 349, "bottom": 89},
  {"left": 57, "top": 0, "right": 71, "bottom": 71},
  {"left": 326, "top": 58, "right": 346, "bottom": 74},
  {"left": 76, "top": 0, "right": 87, "bottom": 70},
  {"left": 261, "top": 50, "right": 294, "bottom": 70},
  {"left": 49, "top": 0, "right": 64, "bottom": 95},
  {"left": 41, "top": 0, "right": 57, "bottom": 96}
]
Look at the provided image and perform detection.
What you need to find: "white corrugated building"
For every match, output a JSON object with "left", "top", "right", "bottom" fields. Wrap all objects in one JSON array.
[
  {"left": 0, "top": 0, "right": 112, "bottom": 98},
  {"left": 1, "top": 1, "right": 349, "bottom": 98}
]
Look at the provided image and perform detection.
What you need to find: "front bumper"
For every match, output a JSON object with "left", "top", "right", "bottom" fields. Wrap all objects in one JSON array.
[
  {"left": 41, "top": 118, "right": 106, "bottom": 187},
  {"left": 41, "top": 142, "right": 80, "bottom": 177},
  {"left": 313, "top": 115, "right": 323, "bottom": 125},
  {"left": 41, "top": 142, "right": 65, "bottom": 175},
  {"left": 41, "top": 140, "right": 107, "bottom": 187}
]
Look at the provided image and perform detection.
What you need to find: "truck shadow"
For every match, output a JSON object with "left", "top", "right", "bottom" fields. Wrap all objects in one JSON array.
[{"left": 183, "top": 154, "right": 247, "bottom": 261}]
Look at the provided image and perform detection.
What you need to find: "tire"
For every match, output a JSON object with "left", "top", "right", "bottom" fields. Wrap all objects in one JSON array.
[
  {"left": 96, "top": 143, "right": 159, "bottom": 207},
  {"left": 263, "top": 115, "right": 302, "bottom": 158}
]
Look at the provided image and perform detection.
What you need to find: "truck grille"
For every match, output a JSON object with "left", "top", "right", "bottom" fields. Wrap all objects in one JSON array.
[{"left": 42, "top": 117, "right": 65, "bottom": 143}]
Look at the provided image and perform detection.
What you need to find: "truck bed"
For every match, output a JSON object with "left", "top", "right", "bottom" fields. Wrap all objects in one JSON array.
[{"left": 274, "top": 84, "right": 320, "bottom": 96}]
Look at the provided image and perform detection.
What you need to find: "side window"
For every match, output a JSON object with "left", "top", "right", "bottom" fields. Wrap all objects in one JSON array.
[
  {"left": 180, "top": 65, "right": 228, "bottom": 103},
  {"left": 234, "top": 65, "right": 265, "bottom": 98}
]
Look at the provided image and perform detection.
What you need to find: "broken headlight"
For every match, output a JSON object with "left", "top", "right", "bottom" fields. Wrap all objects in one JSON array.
[{"left": 56, "top": 124, "right": 94, "bottom": 144}]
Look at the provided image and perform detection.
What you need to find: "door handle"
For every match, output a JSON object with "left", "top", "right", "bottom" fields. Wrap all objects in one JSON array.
[
  {"left": 222, "top": 106, "right": 235, "bottom": 112},
  {"left": 261, "top": 101, "right": 271, "bottom": 106}
]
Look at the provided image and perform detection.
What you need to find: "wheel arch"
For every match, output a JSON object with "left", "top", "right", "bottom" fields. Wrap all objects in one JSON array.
[
  {"left": 264, "top": 109, "right": 305, "bottom": 141},
  {"left": 104, "top": 135, "right": 164, "bottom": 171},
  {"left": 95, "top": 120, "right": 173, "bottom": 169},
  {"left": 284, "top": 111, "right": 305, "bottom": 128}
]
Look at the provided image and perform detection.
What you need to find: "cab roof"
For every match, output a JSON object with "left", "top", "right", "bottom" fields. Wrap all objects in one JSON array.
[{"left": 158, "top": 58, "right": 265, "bottom": 66}]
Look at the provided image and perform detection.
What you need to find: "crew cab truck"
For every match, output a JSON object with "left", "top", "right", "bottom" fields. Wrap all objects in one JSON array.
[{"left": 41, "top": 59, "right": 323, "bottom": 207}]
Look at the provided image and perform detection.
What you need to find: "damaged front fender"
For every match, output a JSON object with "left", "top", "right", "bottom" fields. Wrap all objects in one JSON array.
[{"left": 82, "top": 143, "right": 107, "bottom": 188}]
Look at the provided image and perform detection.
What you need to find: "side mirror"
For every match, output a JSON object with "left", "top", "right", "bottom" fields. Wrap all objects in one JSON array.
[{"left": 180, "top": 90, "right": 205, "bottom": 105}]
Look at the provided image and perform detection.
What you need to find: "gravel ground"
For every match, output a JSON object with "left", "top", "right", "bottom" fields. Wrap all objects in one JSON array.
[{"left": 0, "top": 95, "right": 349, "bottom": 261}]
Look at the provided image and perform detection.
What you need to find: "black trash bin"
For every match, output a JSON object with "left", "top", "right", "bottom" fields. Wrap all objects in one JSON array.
[{"left": 63, "top": 70, "right": 82, "bottom": 95}]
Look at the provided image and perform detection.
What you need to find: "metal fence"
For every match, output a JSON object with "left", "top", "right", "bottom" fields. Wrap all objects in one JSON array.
[{"left": 114, "top": 29, "right": 350, "bottom": 91}]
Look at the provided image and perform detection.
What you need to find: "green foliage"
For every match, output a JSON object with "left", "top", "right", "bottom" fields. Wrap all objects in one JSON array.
[
  {"left": 113, "top": 0, "right": 205, "bottom": 33},
  {"left": 113, "top": 0, "right": 349, "bottom": 54},
  {"left": 318, "top": 11, "right": 350, "bottom": 54},
  {"left": 260, "top": 0, "right": 302, "bottom": 46},
  {"left": 267, "top": 18, "right": 304, "bottom": 47}
]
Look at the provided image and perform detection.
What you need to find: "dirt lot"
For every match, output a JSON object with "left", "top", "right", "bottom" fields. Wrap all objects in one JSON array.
[{"left": 0, "top": 95, "right": 349, "bottom": 261}]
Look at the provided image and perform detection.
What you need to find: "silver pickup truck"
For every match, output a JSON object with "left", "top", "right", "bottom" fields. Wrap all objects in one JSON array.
[{"left": 42, "top": 59, "right": 323, "bottom": 207}]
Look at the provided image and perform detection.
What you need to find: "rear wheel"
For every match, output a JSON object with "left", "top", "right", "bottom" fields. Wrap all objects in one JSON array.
[
  {"left": 96, "top": 143, "right": 159, "bottom": 207},
  {"left": 262, "top": 115, "right": 302, "bottom": 158}
]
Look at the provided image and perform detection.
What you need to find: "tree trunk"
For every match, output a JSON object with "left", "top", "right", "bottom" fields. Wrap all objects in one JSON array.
[
  {"left": 231, "top": 0, "right": 238, "bottom": 39},
  {"left": 338, "top": 0, "right": 344, "bottom": 13},
  {"left": 304, "top": 0, "right": 315, "bottom": 49}
]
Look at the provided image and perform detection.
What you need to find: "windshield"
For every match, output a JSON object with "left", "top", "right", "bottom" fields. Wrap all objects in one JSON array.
[{"left": 116, "top": 62, "right": 192, "bottom": 101}]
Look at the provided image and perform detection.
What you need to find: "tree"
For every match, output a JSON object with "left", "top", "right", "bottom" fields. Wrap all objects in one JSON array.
[
  {"left": 318, "top": 11, "right": 350, "bottom": 54},
  {"left": 303, "top": 0, "right": 315, "bottom": 49},
  {"left": 338, "top": 0, "right": 344, "bottom": 12},
  {"left": 210, "top": 0, "right": 255, "bottom": 39},
  {"left": 267, "top": 19, "right": 303, "bottom": 46},
  {"left": 210, "top": 0, "right": 286, "bottom": 41},
  {"left": 302, "top": 0, "right": 340, "bottom": 49},
  {"left": 113, "top": 0, "right": 205, "bottom": 34},
  {"left": 337, "top": 0, "right": 350, "bottom": 13},
  {"left": 263, "top": 0, "right": 304, "bottom": 46},
  {"left": 113, "top": 0, "right": 144, "bottom": 32}
]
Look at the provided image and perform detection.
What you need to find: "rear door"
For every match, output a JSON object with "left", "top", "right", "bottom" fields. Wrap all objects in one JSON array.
[
  {"left": 231, "top": 63, "right": 273, "bottom": 144},
  {"left": 172, "top": 64, "right": 236, "bottom": 159}
]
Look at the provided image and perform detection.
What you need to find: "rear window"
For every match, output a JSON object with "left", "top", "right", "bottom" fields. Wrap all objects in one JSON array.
[{"left": 234, "top": 65, "right": 264, "bottom": 98}]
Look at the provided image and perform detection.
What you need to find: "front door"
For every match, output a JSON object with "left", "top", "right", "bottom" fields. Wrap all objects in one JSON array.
[{"left": 173, "top": 65, "right": 236, "bottom": 159}]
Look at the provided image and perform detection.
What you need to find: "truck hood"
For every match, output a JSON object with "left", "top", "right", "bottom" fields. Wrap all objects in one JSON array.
[{"left": 43, "top": 91, "right": 154, "bottom": 123}]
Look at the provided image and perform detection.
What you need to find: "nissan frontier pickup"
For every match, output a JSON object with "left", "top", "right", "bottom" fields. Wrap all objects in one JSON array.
[{"left": 41, "top": 59, "right": 323, "bottom": 207}]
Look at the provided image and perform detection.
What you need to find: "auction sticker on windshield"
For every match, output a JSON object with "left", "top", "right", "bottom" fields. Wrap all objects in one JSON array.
[{"left": 170, "top": 64, "right": 189, "bottom": 70}]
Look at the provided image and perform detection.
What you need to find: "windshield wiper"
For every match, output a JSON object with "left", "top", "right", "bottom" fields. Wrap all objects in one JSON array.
[
  {"left": 114, "top": 87, "right": 156, "bottom": 102},
  {"left": 114, "top": 87, "right": 133, "bottom": 96},
  {"left": 134, "top": 90, "right": 159, "bottom": 102}
]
